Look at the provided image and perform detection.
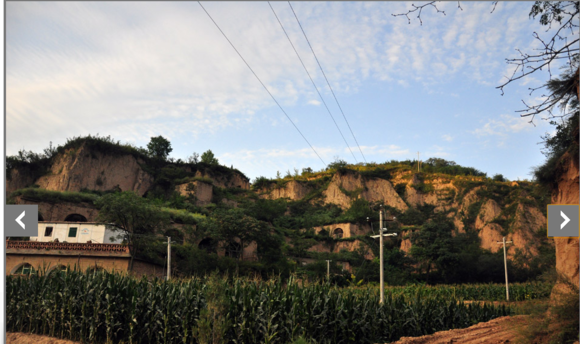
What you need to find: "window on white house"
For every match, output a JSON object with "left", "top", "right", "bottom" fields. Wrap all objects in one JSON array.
[{"left": 68, "top": 227, "right": 78, "bottom": 237}]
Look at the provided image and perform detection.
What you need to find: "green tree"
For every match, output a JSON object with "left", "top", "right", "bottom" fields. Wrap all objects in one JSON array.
[
  {"left": 147, "top": 136, "right": 172, "bottom": 160},
  {"left": 492, "top": 174, "right": 506, "bottom": 182},
  {"left": 248, "top": 199, "right": 288, "bottom": 224},
  {"left": 409, "top": 216, "right": 461, "bottom": 283},
  {"left": 96, "top": 191, "right": 170, "bottom": 271},
  {"left": 425, "top": 158, "right": 456, "bottom": 168},
  {"left": 201, "top": 150, "right": 219, "bottom": 165},
  {"left": 343, "top": 198, "right": 374, "bottom": 224},
  {"left": 204, "top": 208, "right": 268, "bottom": 260}
]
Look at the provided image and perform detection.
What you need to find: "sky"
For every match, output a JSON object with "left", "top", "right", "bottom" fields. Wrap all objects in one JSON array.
[{"left": 5, "top": 1, "right": 575, "bottom": 182}]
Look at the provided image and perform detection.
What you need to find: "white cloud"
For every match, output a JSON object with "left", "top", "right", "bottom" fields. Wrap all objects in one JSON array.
[
  {"left": 5, "top": 2, "right": 556, "bottom": 157},
  {"left": 442, "top": 135, "right": 453, "bottom": 142},
  {"left": 473, "top": 114, "right": 534, "bottom": 137},
  {"left": 359, "top": 144, "right": 410, "bottom": 157}
]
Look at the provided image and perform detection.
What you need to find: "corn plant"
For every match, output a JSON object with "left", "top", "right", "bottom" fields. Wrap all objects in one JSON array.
[{"left": 6, "top": 271, "right": 519, "bottom": 344}]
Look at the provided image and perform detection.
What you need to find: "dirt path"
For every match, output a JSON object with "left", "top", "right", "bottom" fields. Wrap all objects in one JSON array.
[
  {"left": 7, "top": 332, "right": 79, "bottom": 344},
  {"left": 4, "top": 316, "right": 535, "bottom": 344},
  {"left": 389, "top": 315, "right": 530, "bottom": 344}
]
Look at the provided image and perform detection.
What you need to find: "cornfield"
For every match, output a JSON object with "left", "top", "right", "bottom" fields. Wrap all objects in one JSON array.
[
  {"left": 7, "top": 271, "right": 516, "bottom": 344},
  {"left": 376, "top": 282, "right": 553, "bottom": 302}
]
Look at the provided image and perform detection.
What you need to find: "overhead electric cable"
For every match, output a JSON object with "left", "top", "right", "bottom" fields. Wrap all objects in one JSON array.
[
  {"left": 288, "top": 1, "right": 368, "bottom": 163},
  {"left": 268, "top": 2, "right": 358, "bottom": 163},
  {"left": 197, "top": 1, "right": 326, "bottom": 167}
]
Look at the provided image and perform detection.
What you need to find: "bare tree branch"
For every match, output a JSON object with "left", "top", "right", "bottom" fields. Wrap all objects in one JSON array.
[
  {"left": 391, "top": 1, "right": 446, "bottom": 25},
  {"left": 392, "top": 1, "right": 579, "bottom": 123}
]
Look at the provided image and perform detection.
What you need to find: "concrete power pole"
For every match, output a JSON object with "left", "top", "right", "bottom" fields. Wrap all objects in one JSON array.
[
  {"left": 497, "top": 237, "right": 513, "bottom": 301},
  {"left": 370, "top": 207, "right": 397, "bottom": 304},
  {"left": 379, "top": 208, "right": 384, "bottom": 303},
  {"left": 326, "top": 260, "right": 332, "bottom": 281},
  {"left": 167, "top": 236, "right": 171, "bottom": 281}
]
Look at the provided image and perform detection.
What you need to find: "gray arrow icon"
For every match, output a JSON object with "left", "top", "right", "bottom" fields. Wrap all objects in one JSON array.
[
  {"left": 5, "top": 205, "right": 37, "bottom": 237},
  {"left": 16, "top": 211, "right": 25, "bottom": 229}
]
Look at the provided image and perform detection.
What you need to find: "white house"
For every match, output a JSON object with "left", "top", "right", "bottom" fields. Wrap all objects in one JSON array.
[{"left": 31, "top": 222, "right": 123, "bottom": 244}]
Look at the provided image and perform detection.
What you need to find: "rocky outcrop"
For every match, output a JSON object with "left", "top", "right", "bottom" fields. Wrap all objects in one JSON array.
[
  {"left": 551, "top": 140, "right": 579, "bottom": 292},
  {"left": 192, "top": 170, "right": 249, "bottom": 189},
  {"left": 552, "top": 149, "right": 579, "bottom": 205},
  {"left": 400, "top": 238, "right": 412, "bottom": 254},
  {"left": 554, "top": 238, "right": 579, "bottom": 289},
  {"left": 175, "top": 181, "right": 213, "bottom": 206},
  {"left": 6, "top": 168, "right": 36, "bottom": 198},
  {"left": 510, "top": 204, "right": 546, "bottom": 257},
  {"left": 475, "top": 199, "right": 502, "bottom": 230},
  {"left": 322, "top": 172, "right": 408, "bottom": 211},
  {"left": 478, "top": 224, "right": 504, "bottom": 254},
  {"left": 259, "top": 180, "right": 313, "bottom": 201},
  {"left": 36, "top": 143, "right": 153, "bottom": 196}
]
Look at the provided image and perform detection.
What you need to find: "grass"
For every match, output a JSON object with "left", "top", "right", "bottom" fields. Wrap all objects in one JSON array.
[{"left": 9, "top": 188, "right": 99, "bottom": 205}]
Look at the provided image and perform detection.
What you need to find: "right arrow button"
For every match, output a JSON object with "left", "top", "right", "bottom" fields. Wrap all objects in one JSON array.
[{"left": 561, "top": 210, "right": 570, "bottom": 230}]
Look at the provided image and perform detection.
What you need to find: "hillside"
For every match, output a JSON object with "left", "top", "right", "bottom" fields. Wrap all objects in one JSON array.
[{"left": 6, "top": 136, "right": 554, "bottom": 284}]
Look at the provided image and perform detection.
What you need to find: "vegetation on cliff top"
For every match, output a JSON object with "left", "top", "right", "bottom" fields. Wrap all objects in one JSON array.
[{"left": 6, "top": 135, "right": 250, "bottom": 185}]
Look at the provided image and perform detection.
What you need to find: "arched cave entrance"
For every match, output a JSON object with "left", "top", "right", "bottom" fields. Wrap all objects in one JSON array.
[
  {"left": 225, "top": 242, "right": 242, "bottom": 259},
  {"left": 198, "top": 238, "right": 216, "bottom": 254},
  {"left": 64, "top": 214, "right": 88, "bottom": 222},
  {"left": 333, "top": 228, "right": 344, "bottom": 239}
]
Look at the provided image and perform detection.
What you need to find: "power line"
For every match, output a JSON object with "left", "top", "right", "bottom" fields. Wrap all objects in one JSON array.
[
  {"left": 268, "top": 2, "right": 358, "bottom": 163},
  {"left": 197, "top": 1, "right": 326, "bottom": 168},
  {"left": 288, "top": 1, "right": 367, "bottom": 163}
]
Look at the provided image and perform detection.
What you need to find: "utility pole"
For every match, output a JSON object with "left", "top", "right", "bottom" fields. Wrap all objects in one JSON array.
[
  {"left": 497, "top": 237, "right": 513, "bottom": 301},
  {"left": 379, "top": 208, "right": 384, "bottom": 303},
  {"left": 326, "top": 260, "right": 332, "bottom": 281},
  {"left": 167, "top": 236, "right": 171, "bottom": 281},
  {"left": 370, "top": 207, "right": 397, "bottom": 304},
  {"left": 417, "top": 152, "right": 420, "bottom": 172}
]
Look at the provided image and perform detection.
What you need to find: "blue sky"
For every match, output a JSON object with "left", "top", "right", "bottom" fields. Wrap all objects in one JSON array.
[{"left": 6, "top": 1, "right": 573, "bottom": 182}]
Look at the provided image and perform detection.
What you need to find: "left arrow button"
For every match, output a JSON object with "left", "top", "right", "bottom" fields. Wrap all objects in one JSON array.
[{"left": 16, "top": 211, "right": 25, "bottom": 229}]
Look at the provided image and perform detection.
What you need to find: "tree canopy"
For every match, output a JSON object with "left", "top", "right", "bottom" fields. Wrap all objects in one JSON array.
[
  {"left": 96, "top": 191, "right": 170, "bottom": 270},
  {"left": 201, "top": 149, "right": 219, "bottom": 165},
  {"left": 147, "top": 136, "right": 173, "bottom": 160}
]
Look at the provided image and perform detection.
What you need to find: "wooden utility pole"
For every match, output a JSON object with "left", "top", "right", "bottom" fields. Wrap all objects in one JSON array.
[
  {"left": 497, "top": 237, "right": 513, "bottom": 301},
  {"left": 326, "top": 260, "right": 331, "bottom": 281},
  {"left": 167, "top": 236, "right": 171, "bottom": 281}
]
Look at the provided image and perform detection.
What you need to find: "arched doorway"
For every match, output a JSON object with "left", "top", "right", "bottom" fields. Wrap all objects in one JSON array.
[
  {"left": 38, "top": 212, "right": 44, "bottom": 221},
  {"left": 65, "top": 214, "right": 87, "bottom": 222},
  {"left": 225, "top": 242, "right": 242, "bottom": 259},
  {"left": 198, "top": 238, "right": 216, "bottom": 254},
  {"left": 333, "top": 228, "right": 344, "bottom": 239}
]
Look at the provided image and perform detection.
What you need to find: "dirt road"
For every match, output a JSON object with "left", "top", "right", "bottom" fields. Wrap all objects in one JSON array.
[
  {"left": 389, "top": 315, "right": 530, "bottom": 344},
  {"left": 3, "top": 315, "right": 539, "bottom": 344}
]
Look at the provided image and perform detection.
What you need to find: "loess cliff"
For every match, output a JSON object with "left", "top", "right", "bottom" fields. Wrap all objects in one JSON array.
[{"left": 6, "top": 138, "right": 555, "bottom": 278}]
